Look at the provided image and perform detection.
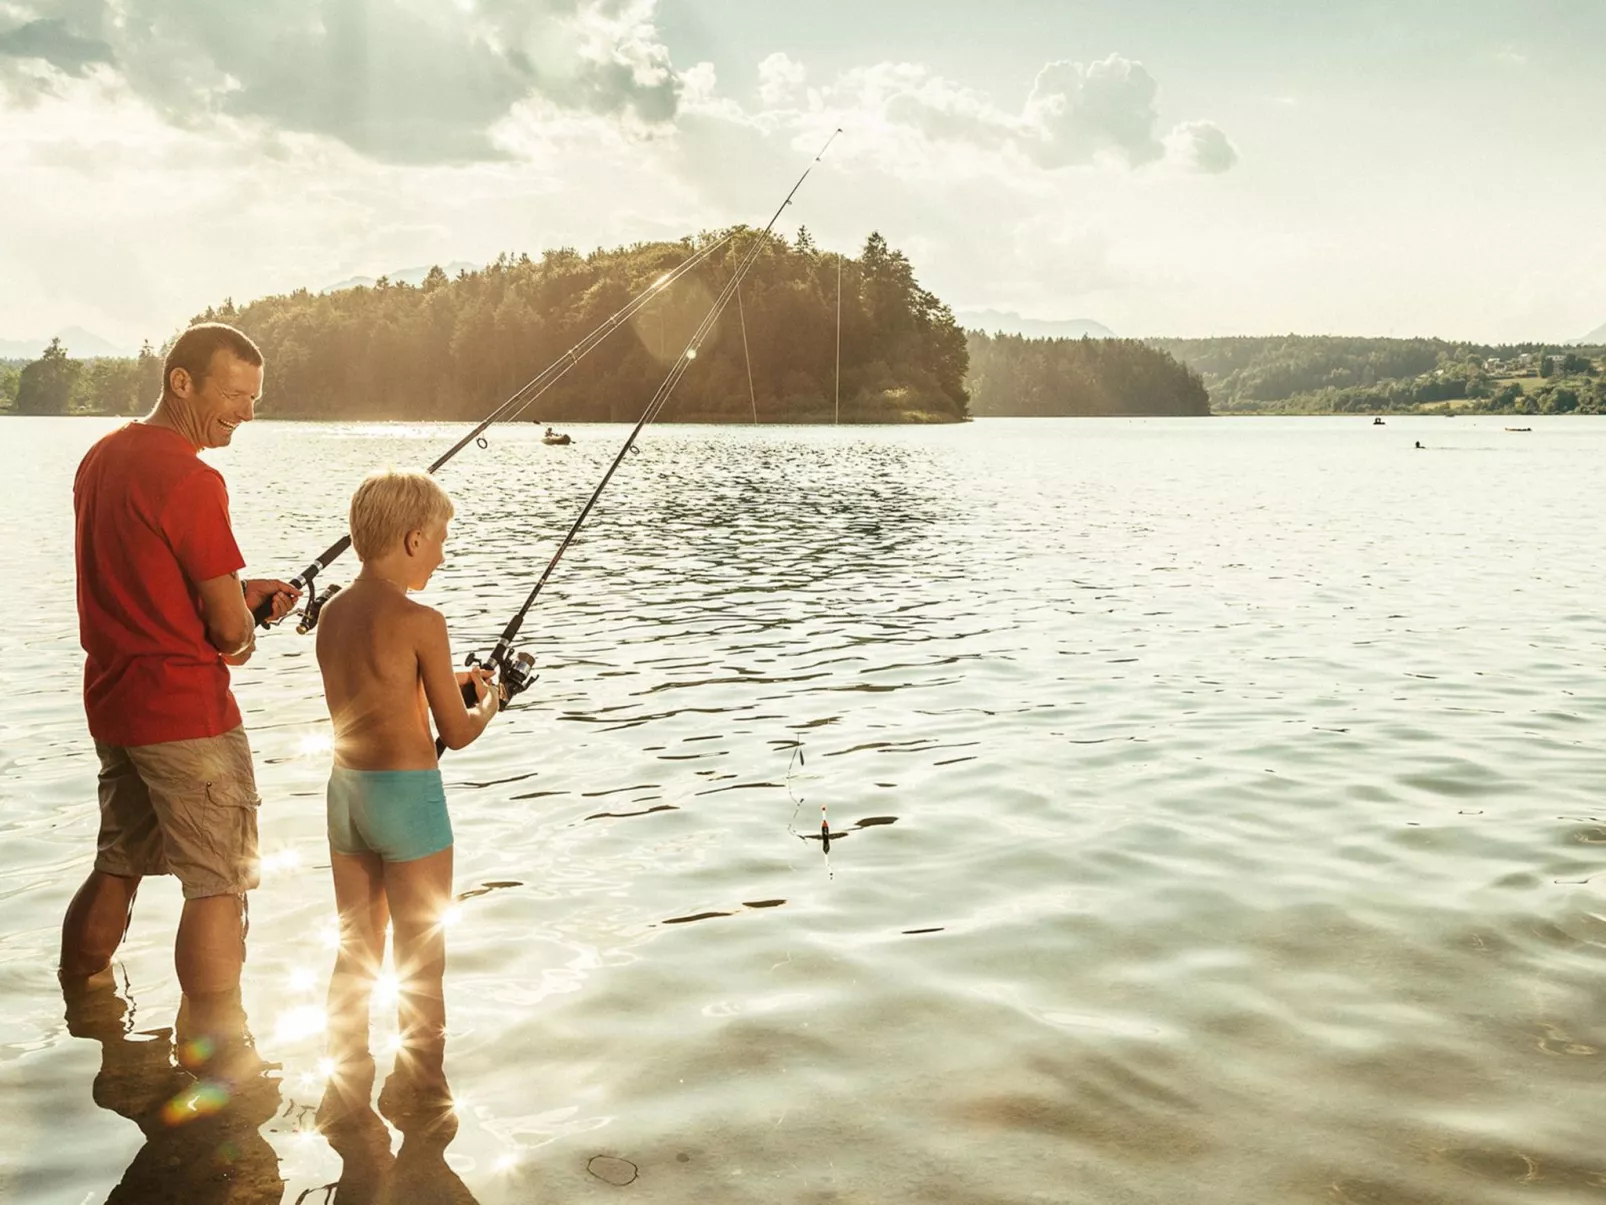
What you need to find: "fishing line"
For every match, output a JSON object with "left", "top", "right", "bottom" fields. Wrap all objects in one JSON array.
[
  {"left": 462, "top": 129, "right": 843, "bottom": 701},
  {"left": 784, "top": 740, "right": 831, "bottom": 873},
  {"left": 253, "top": 231, "right": 738, "bottom": 631}
]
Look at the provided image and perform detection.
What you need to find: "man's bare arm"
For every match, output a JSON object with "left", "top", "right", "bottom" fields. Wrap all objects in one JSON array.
[{"left": 196, "top": 574, "right": 256, "bottom": 662}]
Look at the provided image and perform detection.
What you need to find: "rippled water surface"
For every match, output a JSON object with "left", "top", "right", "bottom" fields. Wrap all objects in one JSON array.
[{"left": 3, "top": 415, "right": 1605, "bottom": 1204}]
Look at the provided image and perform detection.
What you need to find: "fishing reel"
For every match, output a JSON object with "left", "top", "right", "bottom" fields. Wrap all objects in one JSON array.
[
  {"left": 461, "top": 647, "right": 538, "bottom": 708},
  {"left": 294, "top": 581, "right": 343, "bottom": 635}
]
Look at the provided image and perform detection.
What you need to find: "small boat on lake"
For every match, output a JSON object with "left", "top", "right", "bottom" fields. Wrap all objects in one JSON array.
[
  {"left": 542, "top": 427, "right": 572, "bottom": 446},
  {"left": 1372, "top": 416, "right": 1386, "bottom": 425},
  {"left": 1504, "top": 426, "right": 1531, "bottom": 432}
]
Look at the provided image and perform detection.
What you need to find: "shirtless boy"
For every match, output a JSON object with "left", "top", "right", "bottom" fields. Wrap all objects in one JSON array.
[{"left": 314, "top": 469, "right": 499, "bottom": 1116}]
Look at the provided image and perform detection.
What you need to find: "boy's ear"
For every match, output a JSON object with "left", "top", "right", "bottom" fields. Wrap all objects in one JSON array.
[{"left": 404, "top": 528, "right": 421, "bottom": 556}]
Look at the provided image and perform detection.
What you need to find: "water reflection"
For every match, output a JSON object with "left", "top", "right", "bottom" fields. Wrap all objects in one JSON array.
[
  {"left": 61, "top": 975, "right": 285, "bottom": 1203},
  {"left": 310, "top": 1072, "right": 477, "bottom": 1205}
]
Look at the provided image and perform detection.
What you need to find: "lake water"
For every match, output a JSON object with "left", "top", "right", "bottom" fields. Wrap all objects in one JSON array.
[{"left": 1, "top": 414, "right": 1604, "bottom": 1204}]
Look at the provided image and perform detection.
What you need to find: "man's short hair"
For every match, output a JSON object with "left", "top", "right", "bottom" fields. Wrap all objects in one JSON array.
[
  {"left": 349, "top": 470, "right": 455, "bottom": 561},
  {"left": 162, "top": 323, "right": 263, "bottom": 397}
]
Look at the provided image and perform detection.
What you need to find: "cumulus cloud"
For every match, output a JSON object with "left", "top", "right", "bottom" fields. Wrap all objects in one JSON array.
[
  {"left": 1022, "top": 55, "right": 1163, "bottom": 168},
  {"left": 1165, "top": 120, "right": 1238, "bottom": 173},
  {"left": 0, "top": 0, "right": 681, "bottom": 162},
  {"left": 756, "top": 51, "right": 806, "bottom": 109},
  {"left": 861, "top": 51, "right": 1234, "bottom": 175}
]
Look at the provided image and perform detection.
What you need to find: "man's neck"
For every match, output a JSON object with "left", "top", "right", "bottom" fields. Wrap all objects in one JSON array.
[{"left": 143, "top": 398, "right": 206, "bottom": 451}]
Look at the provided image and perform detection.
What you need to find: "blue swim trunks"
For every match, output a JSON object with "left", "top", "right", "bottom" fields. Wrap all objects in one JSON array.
[{"left": 326, "top": 767, "right": 453, "bottom": 862}]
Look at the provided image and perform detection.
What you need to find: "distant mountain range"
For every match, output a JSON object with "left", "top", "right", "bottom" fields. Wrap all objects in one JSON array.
[
  {"left": 320, "top": 261, "right": 480, "bottom": 294},
  {"left": 0, "top": 326, "right": 140, "bottom": 359},
  {"left": 1572, "top": 321, "right": 1606, "bottom": 346},
  {"left": 953, "top": 309, "right": 1115, "bottom": 340}
]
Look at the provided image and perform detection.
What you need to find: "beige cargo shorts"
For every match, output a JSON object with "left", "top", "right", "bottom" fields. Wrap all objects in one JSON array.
[{"left": 93, "top": 725, "right": 262, "bottom": 899}]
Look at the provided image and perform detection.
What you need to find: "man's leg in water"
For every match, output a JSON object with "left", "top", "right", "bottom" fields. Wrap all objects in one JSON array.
[
  {"left": 176, "top": 893, "right": 247, "bottom": 997},
  {"left": 60, "top": 871, "right": 140, "bottom": 981}
]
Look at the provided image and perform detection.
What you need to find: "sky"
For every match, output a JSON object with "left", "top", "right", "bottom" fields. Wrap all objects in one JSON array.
[{"left": 1, "top": 0, "right": 1603, "bottom": 350}]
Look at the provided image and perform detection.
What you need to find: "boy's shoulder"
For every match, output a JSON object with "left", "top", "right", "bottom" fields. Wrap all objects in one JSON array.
[{"left": 320, "top": 583, "right": 441, "bottom": 630}]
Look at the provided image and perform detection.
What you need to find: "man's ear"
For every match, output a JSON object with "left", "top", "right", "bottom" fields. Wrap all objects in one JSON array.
[{"left": 167, "top": 366, "right": 193, "bottom": 399}]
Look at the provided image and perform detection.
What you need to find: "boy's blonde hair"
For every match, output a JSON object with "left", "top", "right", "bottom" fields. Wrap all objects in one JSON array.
[{"left": 349, "top": 469, "right": 455, "bottom": 561}]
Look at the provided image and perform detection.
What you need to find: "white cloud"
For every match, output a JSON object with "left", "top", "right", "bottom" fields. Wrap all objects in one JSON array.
[
  {"left": 798, "top": 52, "right": 1235, "bottom": 177},
  {"left": 756, "top": 50, "right": 806, "bottom": 109},
  {"left": 0, "top": 27, "right": 1244, "bottom": 346},
  {"left": 0, "top": 0, "right": 683, "bottom": 162},
  {"left": 1022, "top": 55, "right": 1163, "bottom": 168},
  {"left": 1165, "top": 120, "right": 1238, "bottom": 174}
]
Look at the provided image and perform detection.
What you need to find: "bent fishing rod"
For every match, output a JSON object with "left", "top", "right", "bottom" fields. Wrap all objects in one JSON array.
[
  {"left": 251, "top": 230, "right": 737, "bottom": 631},
  {"left": 461, "top": 129, "right": 843, "bottom": 710}
]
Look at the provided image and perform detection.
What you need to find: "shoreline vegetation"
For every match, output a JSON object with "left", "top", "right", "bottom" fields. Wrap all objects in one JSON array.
[
  {"left": 5, "top": 249, "right": 1602, "bottom": 421},
  {"left": 0, "top": 231, "right": 1220, "bottom": 425},
  {"left": 1149, "top": 335, "right": 1606, "bottom": 416}
]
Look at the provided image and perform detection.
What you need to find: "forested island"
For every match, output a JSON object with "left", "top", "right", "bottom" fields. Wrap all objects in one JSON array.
[
  {"left": 967, "top": 333, "right": 1208, "bottom": 416},
  {"left": 3, "top": 231, "right": 970, "bottom": 424},
  {"left": 1149, "top": 335, "right": 1606, "bottom": 415}
]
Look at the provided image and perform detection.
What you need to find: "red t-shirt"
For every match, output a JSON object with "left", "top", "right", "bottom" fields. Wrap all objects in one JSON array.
[{"left": 75, "top": 423, "right": 247, "bottom": 746}]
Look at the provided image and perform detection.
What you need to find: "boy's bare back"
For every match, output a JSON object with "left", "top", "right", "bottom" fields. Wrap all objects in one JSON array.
[{"left": 316, "top": 581, "right": 440, "bottom": 770}]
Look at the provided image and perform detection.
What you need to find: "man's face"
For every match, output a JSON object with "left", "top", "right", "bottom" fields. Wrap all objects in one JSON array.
[{"left": 180, "top": 351, "right": 263, "bottom": 448}]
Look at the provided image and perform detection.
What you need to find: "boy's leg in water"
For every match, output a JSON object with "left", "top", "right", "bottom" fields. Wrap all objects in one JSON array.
[
  {"left": 321, "top": 849, "right": 390, "bottom": 1126},
  {"left": 380, "top": 845, "right": 454, "bottom": 1110},
  {"left": 328, "top": 851, "right": 390, "bottom": 1056}
]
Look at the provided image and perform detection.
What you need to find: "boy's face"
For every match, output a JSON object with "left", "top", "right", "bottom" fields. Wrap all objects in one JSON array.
[{"left": 408, "top": 518, "right": 449, "bottom": 589}]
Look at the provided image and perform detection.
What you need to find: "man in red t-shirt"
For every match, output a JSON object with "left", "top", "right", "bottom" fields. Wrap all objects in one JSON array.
[{"left": 62, "top": 322, "right": 300, "bottom": 1008}]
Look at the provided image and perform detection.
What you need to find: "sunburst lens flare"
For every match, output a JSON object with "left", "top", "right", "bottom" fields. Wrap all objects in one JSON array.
[
  {"left": 298, "top": 731, "right": 333, "bottom": 758},
  {"left": 373, "top": 972, "right": 400, "bottom": 1006}
]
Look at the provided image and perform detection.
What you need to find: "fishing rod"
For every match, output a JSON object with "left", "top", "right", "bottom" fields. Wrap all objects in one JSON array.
[
  {"left": 462, "top": 129, "right": 843, "bottom": 707},
  {"left": 251, "top": 231, "right": 738, "bottom": 632}
]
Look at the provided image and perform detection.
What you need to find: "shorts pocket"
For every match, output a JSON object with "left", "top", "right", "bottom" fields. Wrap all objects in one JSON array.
[
  {"left": 198, "top": 779, "right": 262, "bottom": 892},
  {"left": 205, "top": 779, "right": 262, "bottom": 811}
]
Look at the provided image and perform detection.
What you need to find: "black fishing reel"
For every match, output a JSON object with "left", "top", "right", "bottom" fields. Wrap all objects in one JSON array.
[
  {"left": 295, "top": 582, "right": 342, "bottom": 635},
  {"left": 461, "top": 648, "right": 537, "bottom": 707}
]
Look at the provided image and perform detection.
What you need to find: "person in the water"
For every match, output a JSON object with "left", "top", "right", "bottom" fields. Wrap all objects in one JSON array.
[{"left": 313, "top": 469, "right": 499, "bottom": 1122}]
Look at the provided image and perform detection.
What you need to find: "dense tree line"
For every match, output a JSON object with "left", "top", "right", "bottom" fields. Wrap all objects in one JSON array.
[
  {"left": 1149, "top": 334, "right": 1605, "bottom": 413},
  {"left": 0, "top": 338, "right": 161, "bottom": 416},
  {"left": 247, "top": 229, "right": 970, "bottom": 423},
  {"left": 966, "top": 333, "right": 1209, "bottom": 416},
  {"left": 1266, "top": 373, "right": 1606, "bottom": 416},
  {"left": 2, "top": 230, "right": 971, "bottom": 423}
]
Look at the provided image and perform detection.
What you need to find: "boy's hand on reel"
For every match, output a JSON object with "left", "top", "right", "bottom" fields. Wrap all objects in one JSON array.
[{"left": 466, "top": 665, "right": 500, "bottom": 713}]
